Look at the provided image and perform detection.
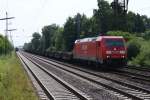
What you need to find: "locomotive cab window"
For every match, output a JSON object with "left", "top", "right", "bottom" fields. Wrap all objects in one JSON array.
[{"left": 105, "top": 39, "right": 124, "bottom": 47}]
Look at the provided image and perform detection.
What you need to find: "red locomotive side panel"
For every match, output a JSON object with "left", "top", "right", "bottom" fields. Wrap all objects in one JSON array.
[
  {"left": 87, "top": 41, "right": 97, "bottom": 60},
  {"left": 74, "top": 38, "right": 97, "bottom": 61}
]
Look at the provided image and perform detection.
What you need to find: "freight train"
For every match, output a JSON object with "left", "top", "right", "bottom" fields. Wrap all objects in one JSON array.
[{"left": 45, "top": 36, "right": 127, "bottom": 66}]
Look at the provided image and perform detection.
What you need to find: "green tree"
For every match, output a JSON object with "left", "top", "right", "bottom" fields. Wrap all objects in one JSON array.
[
  {"left": 63, "top": 17, "right": 77, "bottom": 51},
  {"left": 79, "top": 14, "right": 98, "bottom": 38},
  {"left": 54, "top": 28, "right": 64, "bottom": 51},
  {"left": 42, "top": 24, "right": 59, "bottom": 51},
  {"left": 126, "top": 11, "right": 136, "bottom": 33},
  {"left": 141, "top": 15, "right": 150, "bottom": 30},
  {"left": 134, "top": 14, "right": 145, "bottom": 33},
  {"left": 31, "top": 32, "right": 41, "bottom": 53},
  {"left": 94, "top": 0, "right": 112, "bottom": 33},
  {"left": 38, "top": 36, "right": 46, "bottom": 54},
  {"left": 126, "top": 12, "right": 146, "bottom": 33}
]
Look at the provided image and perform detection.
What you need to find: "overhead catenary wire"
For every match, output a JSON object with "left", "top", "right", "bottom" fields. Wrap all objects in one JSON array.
[{"left": 33, "top": 0, "right": 49, "bottom": 33}]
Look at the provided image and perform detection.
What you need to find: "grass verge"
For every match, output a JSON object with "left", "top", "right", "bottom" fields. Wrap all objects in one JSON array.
[{"left": 0, "top": 52, "right": 38, "bottom": 100}]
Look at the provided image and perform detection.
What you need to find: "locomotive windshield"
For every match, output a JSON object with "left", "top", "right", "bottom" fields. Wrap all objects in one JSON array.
[{"left": 105, "top": 39, "right": 124, "bottom": 47}]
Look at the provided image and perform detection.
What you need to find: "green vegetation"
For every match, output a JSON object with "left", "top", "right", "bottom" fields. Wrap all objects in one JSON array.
[
  {"left": 143, "top": 30, "right": 150, "bottom": 40},
  {"left": 0, "top": 34, "right": 13, "bottom": 55},
  {"left": 0, "top": 53, "right": 38, "bottom": 100},
  {"left": 127, "top": 38, "right": 141, "bottom": 60},
  {"left": 23, "top": 0, "right": 150, "bottom": 67},
  {"left": 108, "top": 31, "right": 150, "bottom": 67},
  {"left": 129, "top": 39, "right": 150, "bottom": 67}
]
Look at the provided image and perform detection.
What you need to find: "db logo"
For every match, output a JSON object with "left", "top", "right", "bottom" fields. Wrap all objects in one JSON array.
[{"left": 81, "top": 45, "right": 87, "bottom": 50}]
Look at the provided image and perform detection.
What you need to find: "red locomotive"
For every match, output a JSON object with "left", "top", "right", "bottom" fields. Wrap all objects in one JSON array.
[{"left": 73, "top": 36, "right": 127, "bottom": 66}]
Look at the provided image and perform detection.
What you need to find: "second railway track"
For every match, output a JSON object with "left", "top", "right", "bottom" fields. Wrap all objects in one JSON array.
[
  {"left": 31, "top": 52, "right": 150, "bottom": 85},
  {"left": 21, "top": 51, "right": 150, "bottom": 100}
]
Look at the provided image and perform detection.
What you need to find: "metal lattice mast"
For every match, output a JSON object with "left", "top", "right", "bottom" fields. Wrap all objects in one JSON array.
[
  {"left": 120, "top": 0, "right": 129, "bottom": 13},
  {"left": 111, "top": 0, "right": 129, "bottom": 31},
  {"left": 111, "top": 0, "right": 129, "bottom": 15}
]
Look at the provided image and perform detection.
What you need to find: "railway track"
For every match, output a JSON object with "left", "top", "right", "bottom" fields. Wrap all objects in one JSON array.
[
  {"left": 112, "top": 67, "right": 150, "bottom": 85},
  {"left": 125, "top": 66, "right": 150, "bottom": 73},
  {"left": 17, "top": 53, "right": 49, "bottom": 100},
  {"left": 22, "top": 52, "right": 150, "bottom": 100},
  {"left": 18, "top": 52, "right": 91, "bottom": 100},
  {"left": 111, "top": 70, "right": 150, "bottom": 85},
  {"left": 24, "top": 52, "right": 150, "bottom": 85},
  {"left": 115, "top": 67, "right": 150, "bottom": 78},
  {"left": 25, "top": 52, "right": 150, "bottom": 83},
  {"left": 32, "top": 52, "right": 150, "bottom": 85}
]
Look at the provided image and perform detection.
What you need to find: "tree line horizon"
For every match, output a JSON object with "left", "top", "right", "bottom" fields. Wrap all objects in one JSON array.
[{"left": 23, "top": 0, "right": 150, "bottom": 54}]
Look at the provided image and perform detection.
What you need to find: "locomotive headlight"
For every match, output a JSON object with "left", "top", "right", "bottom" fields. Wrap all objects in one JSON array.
[
  {"left": 120, "top": 50, "right": 126, "bottom": 54},
  {"left": 107, "top": 56, "right": 110, "bottom": 58},
  {"left": 106, "top": 51, "right": 112, "bottom": 54}
]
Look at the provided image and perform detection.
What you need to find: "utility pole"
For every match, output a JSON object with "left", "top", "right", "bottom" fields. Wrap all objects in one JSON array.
[
  {"left": 6, "top": 12, "right": 8, "bottom": 37},
  {"left": 0, "top": 12, "right": 15, "bottom": 54},
  {"left": 0, "top": 12, "right": 15, "bottom": 37}
]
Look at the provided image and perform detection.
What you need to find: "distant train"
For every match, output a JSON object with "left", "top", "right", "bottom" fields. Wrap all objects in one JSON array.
[
  {"left": 45, "top": 36, "right": 127, "bottom": 66},
  {"left": 15, "top": 47, "right": 19, "bottom": 51}
]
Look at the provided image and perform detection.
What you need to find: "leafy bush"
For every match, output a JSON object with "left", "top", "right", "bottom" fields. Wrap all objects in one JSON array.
[
  {"left": 127, "top": 38, "right": 142, "bottom": 60},
  {"left": 131, "top": 41, "right": 150, "bottom": 66},
  {"left": 143, "top": 30, "right": 150, "bottom": 40},
  {"left": 0, "top": 34, "right": 13, "bottom": 55}
]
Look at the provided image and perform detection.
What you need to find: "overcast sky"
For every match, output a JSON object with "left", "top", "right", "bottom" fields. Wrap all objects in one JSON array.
[{"left": 0, "top": 0, "right": 150, "bottom": 47}]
